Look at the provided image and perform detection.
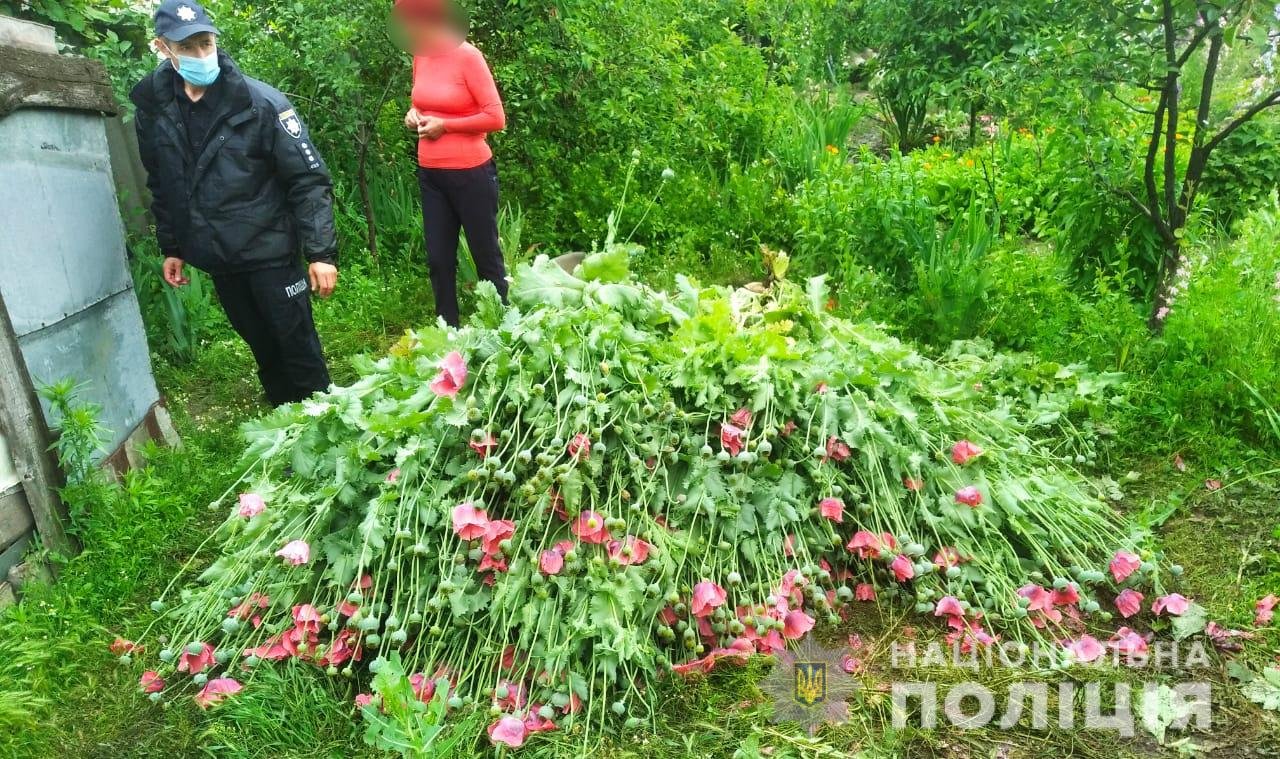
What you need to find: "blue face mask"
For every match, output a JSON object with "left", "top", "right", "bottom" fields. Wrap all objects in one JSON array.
[{"left": 170, "top": 50, "right": 220, "bottom": 87}]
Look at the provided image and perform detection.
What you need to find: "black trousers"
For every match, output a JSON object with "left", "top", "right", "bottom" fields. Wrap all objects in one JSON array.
[
  {"left": 417, "top": 160, "right": 509, "bottom": 327},
  {"left": 211, "top": 264, "right": 331, "bottom": 406}
]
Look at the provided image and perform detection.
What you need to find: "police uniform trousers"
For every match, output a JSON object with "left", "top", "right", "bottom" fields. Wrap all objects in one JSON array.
[{"left": 211, "top": 263, "right": 331, "bottom": 406}]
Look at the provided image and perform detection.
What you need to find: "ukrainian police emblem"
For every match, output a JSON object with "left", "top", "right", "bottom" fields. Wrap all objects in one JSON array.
[
  {"left": 761, "top": 635, "right": 860, "bottom": 735},
  {"left": 278, "top": 109, "right": 302, "bottom": 139}
]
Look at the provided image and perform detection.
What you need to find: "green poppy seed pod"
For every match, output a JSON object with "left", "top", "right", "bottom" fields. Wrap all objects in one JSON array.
[
  {"left": 715, "top": 451, "right": 730, "bottom": 463},
  {"left": 222, "top": 618, "right": 240, "bottom": 635},
  {"left": 1083, "top": 600, "right": 1101, "bottom": 613},
  {"left": 946, "top": 566, "right": 961, "bottom": 579},
  {"left": 245, "top": 655, "right": 261, "bottom": 667},
  {"left": 812, "top": 445, "right": 828, "bottom": 459},
  {"left": 148, "top": 692, "right": 162, "bottom": 703},
  {"left": 118, "top": 654, "right": 132, "bottom": 666},
  {"left": 150, "top": 600, "right": 165, "bottom": 613},
  {"left": 215, "top": 649, "right": 231, "bottom": 664},
  {"left": 186, "top": 642, "right": 205, "bottom": 656},
  {"left": 192, "top": 673, "right": 208, "bottom": 686},
  {"left": 1052, "top": 577, "right": 1069, "bottom": 590},
  {"left": 347, "top": 591, "right": 363, "bottom": 605},
  {"left": 1170, "top": 564, "right": 1184, "bottom": 576},
  {"left": 369, "top": 658, "right": 385, "bottom": 674},
  {"left": 836, "top": 586, "right": 853, "bottom": 602},
  {"left": 326, "top": 665, "right": 339, "bottom": 676}
]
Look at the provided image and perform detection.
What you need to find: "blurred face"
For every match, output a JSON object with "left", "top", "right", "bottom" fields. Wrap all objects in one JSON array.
[
  {"left": 392, "top": 0, "right": 462, "bottom": 53},
  {"left": 157, "top": 32, "right": 217, "bottom": 63}
]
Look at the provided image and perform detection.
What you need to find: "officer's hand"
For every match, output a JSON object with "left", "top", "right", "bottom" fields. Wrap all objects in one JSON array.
[
  {"left": 162, "top": 256, "right": 190, "bottom": 287},
  {"left": 404, "top": 107, "right": 422, "bottom": 131},
  {"left": 309, "top": 261, "right": 338, "bottom": 299},
  {"left": 418, "top": 116, "right": 446, "bottom": 140}
]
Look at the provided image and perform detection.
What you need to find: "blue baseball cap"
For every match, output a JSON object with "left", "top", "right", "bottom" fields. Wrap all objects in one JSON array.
[{"left": 154, "top": 0, "right": 220, "bottom": 41}]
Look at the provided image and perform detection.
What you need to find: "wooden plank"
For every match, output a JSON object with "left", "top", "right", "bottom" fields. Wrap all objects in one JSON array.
[
  {"left": 0, "top": 289, "right": 73, "bottom": 555},
  {"left": 0, "top": 484, "right": 33, "bottom": 550}
]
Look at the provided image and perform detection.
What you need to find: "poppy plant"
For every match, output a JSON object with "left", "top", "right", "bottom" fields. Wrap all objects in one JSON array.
[
  {"left": 571, "top": 511, "right": 611, "bottom": 544},
  {"left": 818, "top": 497, "right": 844, "bottom": 523},
  {"left": 139, "top": 671, "right": 165, "bottom": 693},
  {"left": 452, "top": 502, "right": 489, "bottom": 540},
  {"left": 606, "top": 535, "right": 651, "bottom": 565},
  {"left": 890, "top": 554, "right": 915, "bottom": 582},
  {"left": 950, "top": 440, "right": 984, "bottom": 465},
  {"left": 110, "top": 637, "right": 142, "bottom": 656},
  {"left": 469, "top": 433, "right": 498, "bottom": 458},
  {"left": 178, "top": 642, "right": 216, "bottom": 674},
  {"left": 237, "top": 493, "right": 265, "bottom": 519},
  {"left": 855, "top": 583, "right": 876, "bottom": 601},
  {"left": 1065, "top": 635, "right": 1105, "bottom": 663},
  {"left": 954, "top": 486, "right": 983, "bottom": 507},
  {"left": 1151, "top": 593, "right": 1190, "bottom": 616},
  {"left": 825, "top": 436, "right": 851, "bottom": 462},
  {"left": 1109, "top": 551, "right": 1141, "bottom": 583},
  {"left": 691, "top": 581, "right": 727, "bottom": 617},
  {"left": 193, "top": 677, "right": 242, "bottom": 709},
  {"left": 729, "top": 407, "right": 752, "bottom": 428},
  {"left": 488, "top": 715, "right": 527, "bottom": 748},
  {"left": 567, "top": 433, "right": 592, "bottom": 461},
  {"left": 429, "top": 351, "right": 468, "bottom": 398},
  {"left": 275, "top": 540, "right": 311, "bottom": 566},
  {"left": 903, "top": 476, "right": 924, "bottom": 491},
  {"left": 720, "top": 423, "right": 745, "bottom": 456},
  {"left": 1114, "top": 589, "right": 1144, "bottom": 618},
  {"left": 1255, "top": 594, "right": 1278, "bottom": 627},
  {"left": 934, "top": 596, "right": 965, "bottom": 618}
]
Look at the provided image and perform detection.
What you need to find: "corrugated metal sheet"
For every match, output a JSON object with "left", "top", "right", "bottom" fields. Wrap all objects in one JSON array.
[{"left": 0, "top": 105, "right": 161, "bottom": 456}]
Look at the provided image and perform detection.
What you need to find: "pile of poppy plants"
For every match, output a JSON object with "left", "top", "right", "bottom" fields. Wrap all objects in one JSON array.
[{"left": 120, "top": 249, "right": 1190, "bottom": 750}]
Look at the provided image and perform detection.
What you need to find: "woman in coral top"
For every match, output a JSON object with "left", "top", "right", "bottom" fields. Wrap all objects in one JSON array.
[{"left": 395, "top": 0, "right": 507, "bottom": 327}]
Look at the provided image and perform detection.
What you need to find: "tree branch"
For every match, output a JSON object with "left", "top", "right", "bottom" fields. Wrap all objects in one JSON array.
[{"left": 1203, "top": 89, "right": 1280, "bottom": 154}]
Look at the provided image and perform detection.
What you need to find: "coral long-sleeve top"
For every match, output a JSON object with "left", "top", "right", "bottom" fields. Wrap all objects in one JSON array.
[{"left": 411, "top": 42, "right": 506, "bottom": 169}]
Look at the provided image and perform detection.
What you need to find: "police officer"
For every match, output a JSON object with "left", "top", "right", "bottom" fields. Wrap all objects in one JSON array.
[{"left": 131, "top": 0, "right": 338, "bottom": 406}]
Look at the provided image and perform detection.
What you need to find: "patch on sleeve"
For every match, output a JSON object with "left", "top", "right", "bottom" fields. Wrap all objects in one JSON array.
[
  {"left": 295, "top": 142, "right": 321, "bottom": 171},
  {"left": 277, "top": 109, "right": 303, "bottom": 139}
]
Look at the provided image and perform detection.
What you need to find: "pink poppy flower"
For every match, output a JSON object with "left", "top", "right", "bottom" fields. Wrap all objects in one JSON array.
[
  {"left": 691, "top": 581, "right": 727, "bottom": 617},
  {"left": 1152, "top": 593, "right": 1190, "bottom": 616},
  {"left": 110, "top": 637, "right": 142, "bottom": 656},
  {"left": 481, "top": 519, "right": 516, "bottom": 556},
  {"left": 1114, "top": 589, "right": 1144, "bottom": 618},
  {"left": 227, "top": 592, "right": 269, "bottom": 629},
  {"left": 954, "top": 486, "right": 983, "bottom": 507},
  {"left": 567, "top": 433, "right": 591, "bottom": 462},
  {"left": 1108, "top": 627, "right": 1149, "bottom": 657},
  {"left": 1017, "top": 584, "right": 1056, "bottom": 613},
  {"left": 386, "top": 468, "right": 400, "bottom": 484},
  {"left": 539, "top": 549, "right": 565, "bottom": 576},
  {"left": 1052, "top": 584, "right": 1080, "bottom": 607},
  {"left": 903, "top": 476, "right": 924, "bottom": 491},
  {"left": 139, "top": 671, "right": 165, "bottom": 693},
  {"left": 409, "top": 672, "right": 437, "bottom": 703},
  {"left": 237, "top": 493, "right": 265, "bottom": 519},
  {"left": 818, "top": 497, "right": 844, "bottom": 523},
  {"left": 950, "top": 440, "right": 984, "bottom": 465},
  {"left": 840, "top": 653, "right": 861, "bottom": 674},
  {"left": 783, "top": 533, "right": 796, "bottom": 558},
  {"left": 1205, "top": 621, "right": 1252, "bottom": 653},
  {"left": 354, "top": 693, "right": 375, "bottom": 709},
  {"left": 178, "top": 643, "right": 216, "bottom": 674},
  {"left": 720, "top": 423, "right": 745, "bottom": 456},
  {"left": 846, "top": 530, "right": 881, "bottom": 559},
  {"left": 571, "top": 511, "right": 611, "bottom": 544},
  {"left": 1065, "top": 635, "right": 1105, "bottom": 663},
  {"left": 523, "top": 706, "right": 557, "bottom": 734},
  {"left": 292, "top": 604, "right": 322, "bottom": 635},
  {"left": 934, "top": 596, "right": 965, "bottom": 618},
  {"left": 814, "top": 381, "right": 830, "bottom": 394},
  {"left": 451, "top": 502, "right": 489, "bottom": 541},
  {"left": 855, "top": 583, "right": 876, "bottom": 601},
  {"left": 780, "top": 420, "right": 797, "bottom": 437},
  {"left": 729, "top": 408, "right": 753, "bottom": 428},
  {"left": 1205, "top": 479, "right": 1223, "bottom": 491},
  {"left": 1255, "top": 594, "right": 1278, "bottom": 626},
  {"left": 825, "top": 436, "right": 851, "bottom": 462},
  {"left": 488, "top": 715, "right": 527, "bottom": 748},
  {"left": 932, "top": 547, "right": 963, "bottom": 568},
  {"left": 478, "top": 553, "right": 508, "bottom": 574},
  {"left": 606, "top": 535, "right": 651, "bottom": 565},
  {"left": 275, "top": 540, "right": 310, "bottom": 566},
  {"left": 890, "top": 554, "right": 915, "bottom": 582},
  {"left": 469, "top": 433, "right": 498, "bottom": 458},
  {"left": 193, "top": 677, "right": 242, "bottom": 709},
  {"left": 429, "top": 351, "right": 468, "bottom": 398},
  {"left": 1109, "top": 551, "right": 1141, "bottom": 583},
  {"left": 783, "top": 610, "right": 815, "bottom": 640}
]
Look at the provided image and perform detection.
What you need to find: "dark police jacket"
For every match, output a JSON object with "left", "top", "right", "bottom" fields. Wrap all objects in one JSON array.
[{"left": 130, "top": 52, "right": 337, "bottom": 274}]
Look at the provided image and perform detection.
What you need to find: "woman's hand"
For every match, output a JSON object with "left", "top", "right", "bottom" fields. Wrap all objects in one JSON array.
[
  {"left": 404, "top": 107, "right": 422, "bottom": 131},
  {"left": 417, "top": 116, "right": 447, "bottom": 140}
]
